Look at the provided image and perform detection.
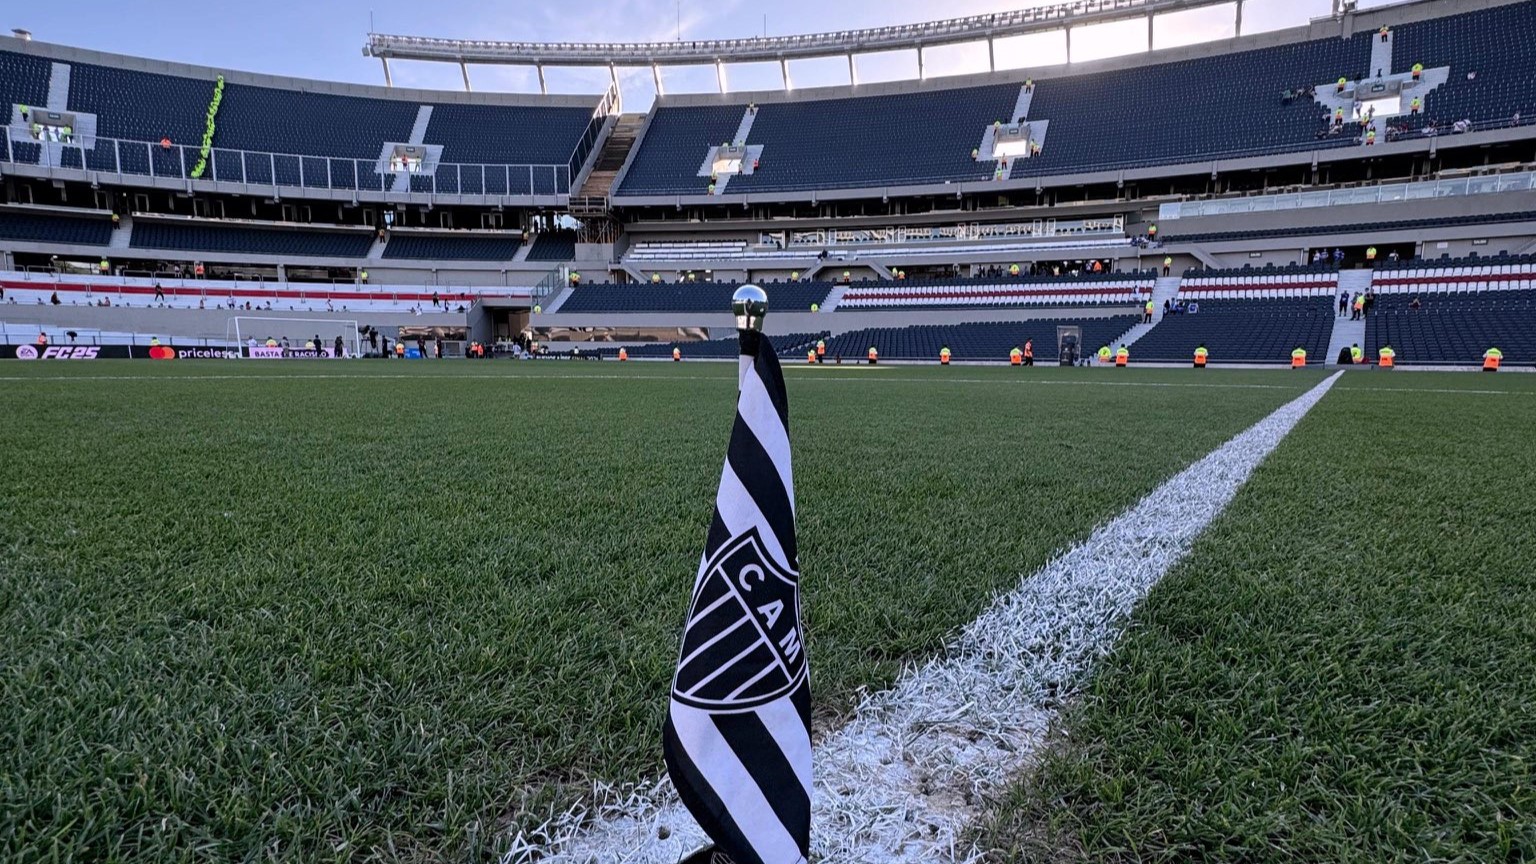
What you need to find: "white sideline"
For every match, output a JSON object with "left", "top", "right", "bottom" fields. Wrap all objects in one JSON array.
[{"left": 504, "top": 371, "right": 1344, "bottom": 864}]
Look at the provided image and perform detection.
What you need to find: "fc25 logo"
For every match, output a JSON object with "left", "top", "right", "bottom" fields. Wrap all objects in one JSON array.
[{"left": 16, "top": 346, "right": 100, "bottom": 360}]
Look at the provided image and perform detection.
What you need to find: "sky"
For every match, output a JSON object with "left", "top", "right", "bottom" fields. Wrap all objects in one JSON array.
[{"left": 9, "top": 0, "right": 1404, "bottom": 107}]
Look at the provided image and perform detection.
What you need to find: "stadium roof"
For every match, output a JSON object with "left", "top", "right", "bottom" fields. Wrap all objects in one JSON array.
[{"left": 365, "top": 0, "right": 1226, "bottom": 68}]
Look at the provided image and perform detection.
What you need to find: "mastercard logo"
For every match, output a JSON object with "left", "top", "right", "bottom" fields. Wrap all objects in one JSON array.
[{"left": 149, "top": 345, "right": 175, "bottom": 360}]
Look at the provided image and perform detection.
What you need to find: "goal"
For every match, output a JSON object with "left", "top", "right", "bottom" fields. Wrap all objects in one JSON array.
[{"left": 226, "top": 316, "right": 362, "bottom": 357}]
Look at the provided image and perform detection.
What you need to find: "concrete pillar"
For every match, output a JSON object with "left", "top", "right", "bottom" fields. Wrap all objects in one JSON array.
[
  {"left": 1065, "top": 27, "right": 1072, "bottom": 63},
  {"left": 1235, "top": 0, "right": 1244, "bottom": 37},
  {"left": 537, "top": 64, "right": 548, "bottom": 95},
  {"left": 716, "top": 59, "right": 727, "bottom": 93},
  {"left": 1148, "top": 14, "right": 1154, "bottom": 51},
  {"left": 988, "top": 37, "right": 996, "bottom": 72},
  {"left": 917, "top": 45, "right": 926, "bottom": 79},
  {"left": 380, "top": 57, "right": 392, "bottom": 87},
  {"left": 653, "top": 64, "right": 664, "bottom": 97},
  {"left": 460, "top": 61, "right": 472, "bottom": 92},
  {"left": 780, "top": 58, "right": 791, "bottom": 90},
  {"left": 848, "top": 53, "right": 857, "bottom": 86}
]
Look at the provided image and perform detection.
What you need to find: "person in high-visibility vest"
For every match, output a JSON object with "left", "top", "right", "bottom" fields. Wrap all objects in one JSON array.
[
  {"left": 1351, "top": 344, "right": 1365, "bottom": 364},
  {"left": 816, "top": 339, "right": 826, "bottom": 361},
  {"left": 1010, "top": 347, "right": 1023, "bottom": 366},
  {"left": 1097, "top": 345, "right": 1112, "bottom": 365},
  {"left": 1147, "top": 224, "right": 1157, "bottom": 239},
  {"left": 99, "top": 257, "right": 109, "bottom": 274},
  {"left": 1365, "top": 246, "right": 1377, "bottom": 262},
  {"left": 1115, "top": 345, "right": 1129, "bottom": 367},
  {"left": 808, "top": 348, "right": 818, "bottom": 365},
  {"left": 672, "top": 346, "right": 681, "bottom": 362},
  {"left": 842, "top": 270, "right": 852, "bottom": 283},
  {"left": 1162, "top": 255, "right": 1172, "bottom": 276},
  {"left": 150, "top": 336, "right": 161, "bottom": 347},
  {"left": 1008, "top": 263, "right": 1020, "bottom": 277},
  {"left": 1337, "top": 76, "right": 1348, "bottom": 93},
  {"left": 1378, "top": 345, "right": 1395, "bottom": 368},
  {"left": 395, "top": 341, "right": 405, "bottom": 358},
  {"left": 810, "top": 303, "right": 819, "bottom": 313},
  {"left": 1023, "top": 339, "right": 1034, "bottom": 366},
  {"left": 1483, "top": 347, "right": 1503, "bottom": 371},
  {"left": 1291, "top": 347, "right": 1307, "bottom": 368},
  {"left": 1352, "top": 293, "right": 1365, "bottom": 321},
  {"left": 1144, "top": 299, "right": 1154, "bottom": 324},
  {"left": 790, "top": 271, "right": 799, "bottom": 281},
  {"left": 265, "top": 337, "right": 278, "bottom": 348},
  {"left": 1410, "top": 97, "right": 1421, "bottom": 115},
  {"left": 618, "top": 347, "right": 629, "bottom": 362},
  {"left": 867, "top": 346, "right": 878, "bottom": 365},
  {"left": 651, "top": 273, "right": 662, "bottom": 283},
  {"left": 1412, "top": 62, "right": 1424, "bottom": 80},
  {"left": 533, "top": 304, "right": 542, "bottom": 314},
  {"left": 1193, "top": 345, "right": 1208, "bottom": 368},
  {"left": 939, "top": 346, "right": 951, "bottom": 365}
]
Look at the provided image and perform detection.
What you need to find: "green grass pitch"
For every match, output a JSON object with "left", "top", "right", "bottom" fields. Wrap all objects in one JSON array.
[{"left": 1, "top": 361, "right": 1532, "bottom": 862}]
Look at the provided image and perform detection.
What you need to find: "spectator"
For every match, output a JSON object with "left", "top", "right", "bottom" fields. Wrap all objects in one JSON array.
[
  {"left": 1339, "top": 291, "right": 1349, "bottom": 317},
  {"left": 432, "top": 291, "right": 441, "bottom": 308},
  {"left": 50, "top": 291, "right": 60, "bottom": 306},
  {"left": 334, "top": 335, "right": 344, "bottom": 357},
  {"left": 154, "top": 283, "right": 165, "bottom": 302}
]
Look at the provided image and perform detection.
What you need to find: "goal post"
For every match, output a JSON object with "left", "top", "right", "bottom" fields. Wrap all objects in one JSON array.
[{"left": 226, "top": 316, "right": 363, "bottom": 357}]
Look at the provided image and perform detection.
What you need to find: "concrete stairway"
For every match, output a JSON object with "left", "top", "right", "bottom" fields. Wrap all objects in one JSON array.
[
  {"left": 1325, "top": 270, "right": 1374, "bottom": 364},
  {"left": 817, "top": 285, "right": 851, "bottom": 312},
  {"left": 1112, "top": 276, "right": 1183, "bottom": 349},
  {"left": 109, "top": 215, "right": 132, "bottom": 250},
  {"left": 578, "top": 114, "right": 646, "bottom": 199}
]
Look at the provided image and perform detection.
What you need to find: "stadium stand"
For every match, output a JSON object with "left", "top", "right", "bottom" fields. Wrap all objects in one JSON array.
[
  {"left": 130, "top": 221, "right": 374, "bottom": 257},
  {"left": 593, "top": 331, "right": 828, "bottom": 359},
  {"left": 0, "top": 272, "right": 516, "bottom": 313},
  {"left": 837, "top": 272, "right": 1154, "bottom": 310},
  {"left": 0, "top": 209, "right": 114, "bottom": 246},
  {"left": 558, "top": 282, "right": 834, "bottom": 313},
  {"left": 382, "top": 232, "right": 523, "bottom": 261},
  {"left": 1129, "top": 298, "right": 1336, "bottom": 362},
  {"left": 1176, "top": 264, "right": 1340, "bottom": 298},
  {"left": 526, "top": 231, "right": 578, "bottom": 261},
  {"left": 821, "top": 317, "right": 1139, "bottom": 361},
  {"left": 1370, "top": 254, "right": 1536, "bottom": 292},
  {"left": 1364, "top": 288, "right": 1536, "bottom": 364},
  {"left": 1386, "top": 3, "right": 1536, "bottom": 135}
]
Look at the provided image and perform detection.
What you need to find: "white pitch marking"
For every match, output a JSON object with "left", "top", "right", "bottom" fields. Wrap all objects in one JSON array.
[{"left": 503, "top": 371, "right": 1345, "bottom": 864}]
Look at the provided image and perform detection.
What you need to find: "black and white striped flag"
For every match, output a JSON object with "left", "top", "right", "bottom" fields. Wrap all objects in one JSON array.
[{"left": 664, "top": 328, "right": 811, "bottom": 864}]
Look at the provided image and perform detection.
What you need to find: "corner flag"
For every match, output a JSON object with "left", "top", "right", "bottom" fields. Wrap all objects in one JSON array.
[{"left": 663, "top": 287, "right": 811, "bottom": 864}]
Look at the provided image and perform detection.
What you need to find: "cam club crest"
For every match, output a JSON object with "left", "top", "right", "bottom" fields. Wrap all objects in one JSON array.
[{"left": 672, "top": 528, "right": 805, "bottom": 712}]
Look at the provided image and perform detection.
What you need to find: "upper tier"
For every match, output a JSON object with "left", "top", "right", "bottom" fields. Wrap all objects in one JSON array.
[
  {"left": 616, "top": 2, "right": 1536, "bottom": 197},
  {"left": 0, "top": 42, "right": 604, "bottom": 196}
]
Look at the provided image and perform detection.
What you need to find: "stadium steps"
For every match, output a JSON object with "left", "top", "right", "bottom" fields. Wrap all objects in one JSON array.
[
  {"left": 47, "top": 61, "right": 70, "bottom": 110},
  {"left": 541, "top": 286, "right": 573, "bottom": 314},
  {"left": 1325, "top": 270, "right": 1374, "bottom": 363},
  {"left": 818, "top": 285, "right": 850, "bottom": 312},
  {"left": 1112, "top": 276, "right": 1182, "bottom": 349},
  {"left": 578, "top": 114, "right": 647, "bottom": 199},
  {"left": 367, "top": 233, "right": 387, "bottom": 260},
  {"left": 109, "top": 215, "right": 132, "bottom": 250}
]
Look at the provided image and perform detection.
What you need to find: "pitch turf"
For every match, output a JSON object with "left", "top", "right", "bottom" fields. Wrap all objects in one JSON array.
[
  {"left": 1, "top": 360, "right": 1527, "bottom": 862},
  {"left": 983, "top": 371, "right": 1536, "bottom": 862}
]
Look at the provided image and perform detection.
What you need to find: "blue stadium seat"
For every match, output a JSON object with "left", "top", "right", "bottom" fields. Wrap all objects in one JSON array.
[
  {"left": 0, "top": 209, "right": 113, "bottom": 245},
  {"left": 1130, "top": 298, "right": 1336, "bottom": 363},
  {"left": 381, "top": 233, "right": 522, "bottom": 261},
  {"left": 526, "top": 232, "right": 577, "bottom": 261},
  {"left": 131, "top": 221, "right": 374, "bottom": 257},
  {"left": 1365, "top": 289, "right": 1536, "bottom": 364},
  {"left": 822, "top": 317, "right": 1139, "bottom": 361}
]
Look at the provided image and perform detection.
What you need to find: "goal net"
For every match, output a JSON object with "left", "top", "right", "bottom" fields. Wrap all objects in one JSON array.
[{"left": 226, "top": 317, "right": 362, "bottom": 357}]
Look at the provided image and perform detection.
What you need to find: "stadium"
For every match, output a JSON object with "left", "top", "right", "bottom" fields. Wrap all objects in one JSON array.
[{"left": 2, "top": 0, "right": 1534, "bottom": 860}]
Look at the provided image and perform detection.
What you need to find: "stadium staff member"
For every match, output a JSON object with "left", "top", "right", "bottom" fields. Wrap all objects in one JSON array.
[
  {"left": 1097, "top": 345, "right": 1113, "bottom": 365},
  {"left": 1023, "top": 339, "right": 1034, "bottom": 365},
  {"left": 672, "top": 346, "right": 682, "bottom": 362},
  {"left": 1193, "top": 344, "right": 1208, "bottom": 368},
  {"left": 1483, "top": 346, "right": 1502, "bottom": 371},
  {"left": 265, "top": 337, "right": 278, "bottom": 348},
  {"left": 1378, "top": 345, "right": 1395, "bottom": 368},
  {"left": 394, "top": 341, "right": 405, "bottom": 358},
  {"left": 816, "top": 339, "right": 826, "bottom": 362},
  {"left": 939, "top": 346, "right": 951, "bottom": 365},
  {"left": 867, "top": 345, "right": 878, "bottom": 365},
  {"left": 1163, "top": 255, "right": 1173, "bottom": 276},
  {"left": 1144, "top": 298, "right": 1155, "bottom": 324},
  {"left": 149, "top": 336, "right": 161, "bottom": 347},
  {"left": 1291, "top": 346, "right": 1307, "bottom": 368},
  {"left": 1351, "top": 344, "right": 1365, "bottom": 364},
  {"left": 1010, "top": 346, "right": 1023, "bottom": 366},
  {"left": 807, "top": 348, "right": 817, "bottom": 364},
  {"left": 618, "top": 347, "right": 628, "bottom": 362},
  {"left": 1115, "top": 345, "right": 1129, "bottom": 367}
]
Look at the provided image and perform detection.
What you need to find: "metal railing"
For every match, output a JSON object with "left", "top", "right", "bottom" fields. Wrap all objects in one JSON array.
[
  {"left": 1165, "top": 169, "right": 1536, "bottom": 220},
  {"left": 1, "top": 133, "right": 573, "bottom": 197}
]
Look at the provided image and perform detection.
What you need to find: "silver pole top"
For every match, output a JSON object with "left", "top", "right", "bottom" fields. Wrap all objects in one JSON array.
[{"left": 732, "top": 284, "right": 767, "bottom": 332}]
